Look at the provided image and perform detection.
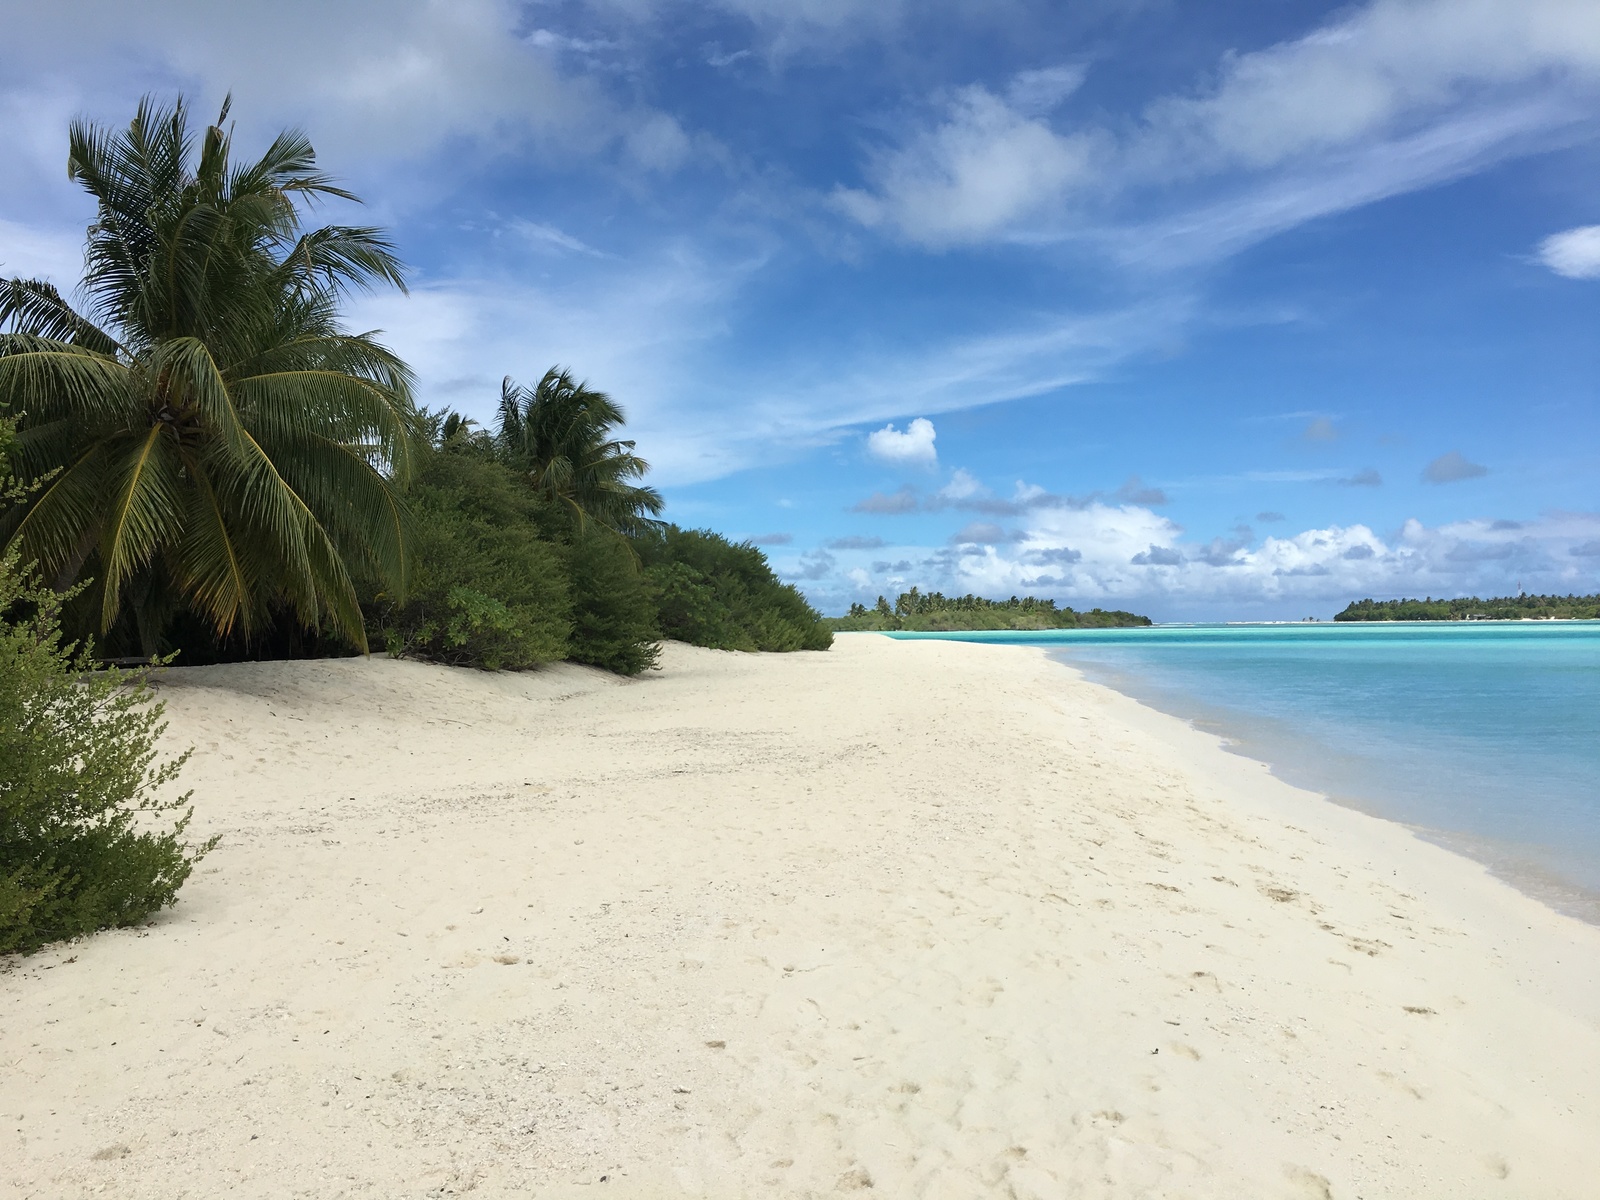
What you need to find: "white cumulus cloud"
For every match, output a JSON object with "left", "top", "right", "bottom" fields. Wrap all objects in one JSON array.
[
  {"left": 866, "top": 417, "right": 938, "bottom": 466},
  {"left": 935, "top": 468, "right": 983, "bottom": 502},
  {"left": 1537, "top": 224, "right": 1600, "bottom": 278}
]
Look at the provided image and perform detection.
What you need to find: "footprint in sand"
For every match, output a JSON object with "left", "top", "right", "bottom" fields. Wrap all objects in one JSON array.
[
  {"left": 1284, "top": 1164, "right": 1334, "bottom": 1199},
  {"left": 836, "top": 1167, "right": 873, "bottom": 1190},
  {"left": 1375, "top": 1069, "right": 1425, "bottom": 1100}
]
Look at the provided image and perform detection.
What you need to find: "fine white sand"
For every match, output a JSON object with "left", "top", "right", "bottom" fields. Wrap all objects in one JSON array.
[{"left": 3, "top": 635, "right": 1598, "bottom": 1199}]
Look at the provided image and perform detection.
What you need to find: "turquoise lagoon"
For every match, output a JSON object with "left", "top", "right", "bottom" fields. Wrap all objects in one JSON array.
[{"left": 884, "top": 621, "right": 1600, "bottom": 922}]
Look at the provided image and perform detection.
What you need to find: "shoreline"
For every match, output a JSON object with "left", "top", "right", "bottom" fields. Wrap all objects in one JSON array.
[
  {"left": 4, "top": 637, "right": 1598, "bottom": 1197},
  {"left": 1044, "top": 647, "right": 1600, "bottom": 928},
  {"left": 872, "top": 624, "right": 1600, "bottom": 926}
]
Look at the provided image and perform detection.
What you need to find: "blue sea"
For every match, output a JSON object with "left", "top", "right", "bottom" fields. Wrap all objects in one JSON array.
[{"left": 884, "top": 622, "right": 1600, "bottom": 923}]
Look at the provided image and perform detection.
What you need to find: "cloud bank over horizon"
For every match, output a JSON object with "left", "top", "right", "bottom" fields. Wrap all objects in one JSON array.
[{"left": 775, "top": 465, "right": 1600, "bottom": 620}]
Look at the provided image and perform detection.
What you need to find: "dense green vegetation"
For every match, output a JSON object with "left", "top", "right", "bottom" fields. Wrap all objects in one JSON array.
[
  {"left": 0, "top": 97, "right": 416, "bottom": 660},
  {"left": 365, "top": 447, "right": 573, "bottom": 670},
  {"left": 829, "top": 588, "right": 1152, "bottom": 632},
  {"left": 0, "top": 96, "right": 830, "bottom": 683},
  {"left": 567, "top": 528, "right": 663, "bottom": 674},
  {"left": 1, "top": 408, "right": 212, "bottom": 955},
  {"left": 357, "top": 381, "right": 831, "bottom": 667},
  {"left": 637, "top": 526, "right": 833, "bottom": 652},
  {"left": 364, "top": 401, "right": 829, "bottom": 674},
  {"left": 1335, "top": 594, "right": 1600, "bottom": 621}
]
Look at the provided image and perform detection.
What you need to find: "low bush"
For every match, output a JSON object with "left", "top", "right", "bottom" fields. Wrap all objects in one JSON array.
[
  {"left": 636, "top": 526, "right": 832, "bottom": 652},
  {"left": 367, "top": 452, "right": 571, "bottom": 670},
  {"left": 0, "top": 549, "right": 212, "bottom": 954},
  {"left": 566, "top": 527, "right": 660, "bottom": 675}
]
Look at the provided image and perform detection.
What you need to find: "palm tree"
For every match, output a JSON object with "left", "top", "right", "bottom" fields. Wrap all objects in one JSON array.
[
  {"left": 0, "top": 96, "right": 419, "bottom": 655},
  {"left": 421, "top": 407, "right": 494, "bottom": 457},
  {"left": 495, "top": 368, "right": 664, "bottom": 537}
]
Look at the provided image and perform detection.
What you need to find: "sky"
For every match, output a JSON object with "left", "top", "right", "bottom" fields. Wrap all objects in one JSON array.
[{"left": 1, "top": 0, "right": 1597, "bottom": 621}]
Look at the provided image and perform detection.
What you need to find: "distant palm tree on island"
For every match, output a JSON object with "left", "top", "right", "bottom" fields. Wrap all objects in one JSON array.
[
  {"left": 831, "top": 588, "right": 1152, "bottom": 632},
  {"left": 1335, "top": 594, "right": 1600, "bottom": 621},
  {"left": 0, "top": 96, "right": 419, "bottom": 656}
]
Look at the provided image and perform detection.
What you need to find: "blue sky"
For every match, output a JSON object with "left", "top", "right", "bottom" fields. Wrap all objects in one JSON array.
[{"left": 2, "top": 0, "right": 1597, "bottom": 620}]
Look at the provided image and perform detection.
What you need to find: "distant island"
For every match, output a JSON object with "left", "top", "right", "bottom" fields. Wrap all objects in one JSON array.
[
  {"left": 830, "top": 589, "right": 1153, "bottom": 632},
  {"left": 1335, "top": 594, "right": 1600, "bottom": 621}
]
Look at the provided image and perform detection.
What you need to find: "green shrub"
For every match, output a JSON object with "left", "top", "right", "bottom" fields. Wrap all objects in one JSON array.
[
  {"left": 567, "top": 529, "right": 660, "bottom": 675},
  {"left": 367, "top": 453, "right": 571, "bottom": 670},
  {"left": 0, "top": 550, "right": 213, "bottom": 955},
  {"left": 636, "top": 526, "right": 832, "bottom": 652},
  {"left": 369, "top": 427, "right": 828, "bottom": 676}
]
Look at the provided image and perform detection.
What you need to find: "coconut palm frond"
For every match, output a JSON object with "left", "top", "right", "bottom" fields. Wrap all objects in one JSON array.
[
  {"left": 0, "top": 280, "right": 122, "bottom": 355},
  {"left": 494, "top": 366, "right": 664, "bottom": 538},
  {"left": 0, "top": 93, "right": 422, "bottom": 655}
]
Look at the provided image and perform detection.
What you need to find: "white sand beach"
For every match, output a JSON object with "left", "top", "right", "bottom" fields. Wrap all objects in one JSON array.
[{"left": 3, "top": 635, "right": 1598, "bottom": 1199}]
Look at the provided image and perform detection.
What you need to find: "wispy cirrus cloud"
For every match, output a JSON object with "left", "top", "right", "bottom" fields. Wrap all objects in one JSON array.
[
  {"left": 833, "top": 0, "right": 1600, "bottom": 262},
  {"left": 512, "top": 220, "right": 614, "bottom": 257},
  {"left": 1337, "top": 468, "right": 1384, "bottom": 487},
  {"left": 0, "top": 0, "right": 706, "bottom": 223},
  {"left": 4, "top": 0, "right": 1592, "bottom": 526}
]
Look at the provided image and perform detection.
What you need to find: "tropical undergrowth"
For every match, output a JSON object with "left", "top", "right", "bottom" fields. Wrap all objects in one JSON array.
[
  {"left": 365, "top": 427, "right": 830, "bottom": 675},
  {"left": 0, "top": 410, "right": 211, "bottom": 955},
  {"left": 637, "top": 526, "right": 832, "bottom": 652}
]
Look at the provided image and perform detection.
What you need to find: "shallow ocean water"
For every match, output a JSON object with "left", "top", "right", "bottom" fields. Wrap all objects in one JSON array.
[{"left": 884, "top": 622, "right": 1600, "bottom": 923}]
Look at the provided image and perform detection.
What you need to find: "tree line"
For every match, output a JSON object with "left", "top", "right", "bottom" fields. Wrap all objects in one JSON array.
[
  {"left": 0, "top": 96, "right": 830, "bottom": 671},
  {"left": 831, "top": 587, "right": 1152, "bottom": 632},
  {"left": 1335, "top": 594, "right": 1600, "bottom": 621}
]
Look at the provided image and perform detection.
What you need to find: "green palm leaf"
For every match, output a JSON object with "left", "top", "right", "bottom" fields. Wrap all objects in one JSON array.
[
  {"left": 97, "top": 424, "right": 186, "bottom": 628},
  {"left": 0, "top": 280, "right": 123, "bottom": 354},
  {"left": 494, "top": 368, "right": 665, "bottom": 538},
  {"left": 0, "top": 94, "right": 421, "bottom": 655}
]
